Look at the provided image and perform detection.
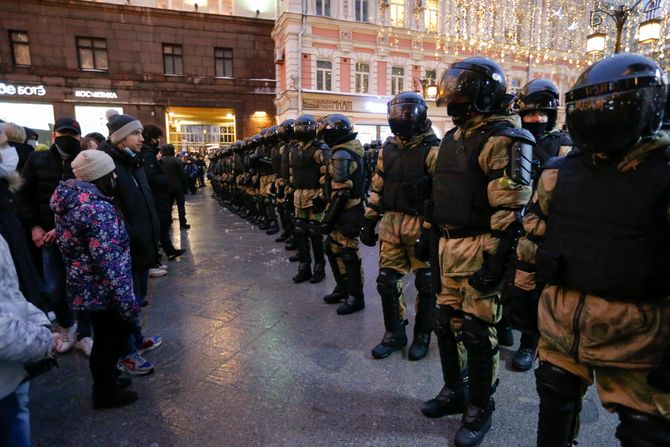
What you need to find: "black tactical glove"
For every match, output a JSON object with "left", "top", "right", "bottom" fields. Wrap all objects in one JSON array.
[
  {"left": 414, "top": 227, "right": 431, "bottom": 262},
  {"left": 469, "top": 221, "right": 523, "bottom": 294},
  {"left": 359, "top": 218, "right": 378, "bottom": 247},
  {"left": 648, "top": 345, "right": 670, "bottom": 392},
  {"left": 319, "top": 190, "right": 348, "bottom": 235}
]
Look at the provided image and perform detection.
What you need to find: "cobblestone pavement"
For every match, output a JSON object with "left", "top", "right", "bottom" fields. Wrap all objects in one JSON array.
[{"left": 31, "top": 187, "right": 618, "bottom": 447}]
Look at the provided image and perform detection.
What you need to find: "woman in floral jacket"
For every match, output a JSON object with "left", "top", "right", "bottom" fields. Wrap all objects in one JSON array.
[{"left": 50, "top": 150, "right": 140, "bottom": 409}]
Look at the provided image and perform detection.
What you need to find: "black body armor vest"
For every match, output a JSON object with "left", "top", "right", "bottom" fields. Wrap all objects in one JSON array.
[
  {"left": 280, "top": 142, "right": 291, "bottom": 180},
  {"left": 291, "top": 142, "right": 321, "bottom": 189},
  {"left": 270, "top": 145, "right": 282, "bottom": 175},
  {"left": 380, "top": 136, "right": 438, "bottom": 215},
  {"left": 432, "top": 122, "right": 511, "bottom": 229},
  {"left": 537, "top": 148, "right": 670, "bottom": 302},
  {"left": 531, "top": 131, "right": 572, "bottom": 183}
]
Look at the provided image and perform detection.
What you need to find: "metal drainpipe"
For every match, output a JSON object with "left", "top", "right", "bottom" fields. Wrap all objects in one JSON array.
[{"left": 297, "top": 0, "right": 307, "bottom": 116}]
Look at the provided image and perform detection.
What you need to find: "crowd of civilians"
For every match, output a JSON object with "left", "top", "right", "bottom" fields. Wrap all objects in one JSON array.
[{"left": 0, "top": 110, "right": 202, "bottom": 446}]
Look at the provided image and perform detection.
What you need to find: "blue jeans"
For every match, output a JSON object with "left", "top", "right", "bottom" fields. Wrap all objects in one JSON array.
[
  {"left": 42, "top": 244, "right": 92, "bottom": 339},
  {"left": 0, "top": 382, "right": 31, "bottom": 447},
  {"left": 123, "top": 269, "right": 148, "bottom": 356}
]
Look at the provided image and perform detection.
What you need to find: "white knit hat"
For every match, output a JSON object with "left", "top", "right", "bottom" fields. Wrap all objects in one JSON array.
[{"left": 71, "top": 150, "right": 115, "bottom": 182}]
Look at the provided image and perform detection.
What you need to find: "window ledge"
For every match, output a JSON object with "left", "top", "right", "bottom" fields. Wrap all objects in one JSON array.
[{"left": 80, "top": 68, "right": 108, "bottom": 73}]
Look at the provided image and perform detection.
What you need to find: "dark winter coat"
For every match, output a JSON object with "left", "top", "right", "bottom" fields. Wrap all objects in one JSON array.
[
  {"left": 101, "top": 141, "right": 160, "bottom": 271},
  {"left": 140, "top": 144, "right": 171, "bottom": 219},
  {"left": 16, "top": 145, "right": 79, "bottom": 231},
  {"left": 0, "top": 168, "right": 47, "bottom": 310},
  {"left": 13, "top": 143, "right": 34, "bottom": 172},
  {"left": 160, "top": 155, "right": 188, "bottom": 194},
  {"left": 50, "top": 180, "right": 139, "bottom": 320}
]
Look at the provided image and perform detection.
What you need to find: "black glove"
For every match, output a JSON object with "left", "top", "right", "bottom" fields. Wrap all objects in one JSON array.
[
  {"left": 359, "top": 219, "right": 378, "bottom": 247},
  {"left": 312, "top": 194, "right": 327, "bottom": 213},
  {"left": 469, "top": 222, "right": 522, "bottom": 294},
  {"left": 414, "top": 227, "right": 431, "bottom": 262},
  {"left": 648, "top": 345, "right": 670, "bottom": 392}
]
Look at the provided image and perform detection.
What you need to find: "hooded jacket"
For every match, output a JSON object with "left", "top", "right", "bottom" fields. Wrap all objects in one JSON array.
[
  {"left": 101, "top": 141, "right": 160, "bottom": 271},
  {"left": 0, "top": 234, "right": 53, "bottom": 399},
  {"left": 50, "top": 179, "right": 139, "bottom": 320}
]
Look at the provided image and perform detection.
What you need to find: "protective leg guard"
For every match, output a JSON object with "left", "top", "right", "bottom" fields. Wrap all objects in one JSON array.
[
  {"left": 461, "top": 313, "right": 497, "bottom": 407},
  {"left": 293, "top": 219, "right": 311, "bottom": 265},
  {"left": 496, "top": 315, "right": 514, "bottom": 347},
  {"left": 275, "top": 202, "right": 290, "bottom": 242},
  {"left": 616, "top": 406, "right": 670, "bottom": 447},
  {"left": 257, "top": 198, "right": 271, "bottom": 230},
  {"left": 371, "top": 268, "right": 407, "bottom": 359},
  {"left": 264, "top": 197, "right": 280, "bottom": 235},
  {"left": 421, "top": 305, "right": 468, "bottom": 418},
  {"left": 409, "top": 268, "right": 435, "bottom": 361},
  {"left": 323, "top": 241, "right": 347, "bottom": 304},
  {"left": 535, "top": 361, "right": 583, "bottom": 447},
  {"left": 454, "top": 399, "right": 495, "bottom": 447},
  {"left": 308, "top": 222, "right": 325, "bottom": 283},
  {"left": 337, "top": 247, "right": 365, "bottom": 315}
]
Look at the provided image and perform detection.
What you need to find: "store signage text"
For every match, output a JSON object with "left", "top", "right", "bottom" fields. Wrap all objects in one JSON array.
[
  {"left": 0, "top": 82, "right": 46, "bottom": 96},
  {"left": 74, "top": 90, "right": 118, "bottom": 99},
  {"left": 302, "top": 98, "right": 352, "bottom": 111}
]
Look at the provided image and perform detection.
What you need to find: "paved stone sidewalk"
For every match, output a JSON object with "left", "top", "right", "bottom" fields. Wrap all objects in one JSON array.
[{"left": 31, "top": 188, "right": 618, "bottom": 447}]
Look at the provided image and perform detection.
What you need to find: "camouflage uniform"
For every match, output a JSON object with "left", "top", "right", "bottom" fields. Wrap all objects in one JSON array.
[{"left": 521, "top": 134, "right": 670, "bottom": 445}]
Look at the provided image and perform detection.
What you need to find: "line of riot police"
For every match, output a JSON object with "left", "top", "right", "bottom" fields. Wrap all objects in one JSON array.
[{"left": 207, "top": 52, "right": 670, "bottom": 447}]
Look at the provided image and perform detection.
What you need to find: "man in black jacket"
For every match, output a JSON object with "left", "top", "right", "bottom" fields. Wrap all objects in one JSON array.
[
  {"left": 140, "top": 125, "right": 185, "bottom": 262},
  {"left": 101, "top": 114, "right": 162, "bottom": 376},
  {"left": 17, "top": 118, "right": 93, "bottom": 355},
  {"left": 160, "top": 144, "right": 190, "bottom": 229}
]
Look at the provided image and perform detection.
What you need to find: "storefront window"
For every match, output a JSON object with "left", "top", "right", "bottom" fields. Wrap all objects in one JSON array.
[
  {"left": 9, "top": 31, "right": 31, "bottom": 67},
  {"left": 0, "top": 102, "right": 53, "bottom": 141},
  {"left": 75, "top": 105, "right": 123, "bottom": 136},
  {"left": 166, "top": 107, "right": 236, "bottom": 154}
]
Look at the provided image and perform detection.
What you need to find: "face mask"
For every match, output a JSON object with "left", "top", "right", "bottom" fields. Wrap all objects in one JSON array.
[
  {"left": 447, "top": 103, "right": 471, "bottom": 127},
  {"left": 0, "top": 145, "right": 19, "bottom": 172},
  {"left": 522, "top": 122, "right": 549, "bottom": 139},
  {"left": 55, "top": 135, "right": 81, "bottom": 155},
  {"left": 27, "top": 139, "right": 38, "bottom": 148}
]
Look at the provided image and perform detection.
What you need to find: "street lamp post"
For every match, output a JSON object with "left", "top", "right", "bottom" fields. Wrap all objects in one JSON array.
[{"left": 588, "top": 0, "right": 645, "bottom": 54}]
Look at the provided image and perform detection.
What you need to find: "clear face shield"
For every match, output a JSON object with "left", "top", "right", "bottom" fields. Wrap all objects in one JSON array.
[{"left": 387, "top": 101, "right": 426, "bottom": 139}]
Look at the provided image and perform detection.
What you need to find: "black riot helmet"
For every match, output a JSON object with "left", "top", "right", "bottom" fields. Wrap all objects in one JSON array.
[
  {"left": 251, "top": 134, "right": 262, "bottom": 149},
  {"left": 517, "top": 79, "right": 560, "bottom": 133},
  {"left": 316, "top": 114, "right": 357, "bottom": 147},
  {"left": 387, "top": 92, "right": 428, "bottom": 140},
  {"left": 266, "top": 125, "right": 279, "bottom": 144},
  {"left": 259, "top": 128, "right": 270, "bottom": 146},
  {"left": 565, "top": 53, "right": 668, "bottom": 155},
  {"left": 294, "top": 115, "right": 318, "bottom": 142},
  {"left": 231, "top": 141, "right": 242, "bottom": 154},
  {"left": 278, "top": 119, "right": 295, "bottom": 142},
  {"left": 436, "top": 57, "right": 507, "bottom": 122}
]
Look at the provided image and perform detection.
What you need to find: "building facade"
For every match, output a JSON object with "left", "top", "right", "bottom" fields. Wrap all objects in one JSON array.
[
  {"left": 0, "top": 0, "right": 276, "bottom": 152},
  {"left": 273, "top": 0, "right": 591, "bottom": 142}
]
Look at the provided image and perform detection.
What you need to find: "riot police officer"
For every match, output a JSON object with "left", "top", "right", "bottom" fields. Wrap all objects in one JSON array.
[
  {"left": 317, "top": 114, "right": 366, "bottom": 315},
  {"left": 290, "top": 115, "right": 328, "bottom": 284},
  {"left": 503, "top": 78, "right": 574, "bottom": 372},
  {"left": 275, "top": 119, "right": 297, "bottom": 249},
  {"left": 421, "top": 57, "right": 533, "bottom": 447},
  {"left": 360, "top": 91, "right": 440, "bottom": 361},
  {"left": 526, "top": 54, "right": 670, "bottom": 447}
]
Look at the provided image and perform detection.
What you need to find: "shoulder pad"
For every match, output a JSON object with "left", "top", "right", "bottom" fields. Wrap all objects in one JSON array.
[
  {"left": 543, "top": 154, "right": 571, "bottom": 170},
  {"left": 558, "top": 132, "right": 573, "bottom": 146},
  {"left": 332, "top": 149, "right": 354, "bottom": 161},
  {"left": 424, "top": 134, "right": 441, "bottom": 147},
  {"left": 495, "top": 127, "right": 536, "bottom": 145}
]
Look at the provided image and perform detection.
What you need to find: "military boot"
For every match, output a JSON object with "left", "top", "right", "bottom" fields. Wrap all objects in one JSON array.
[
  {"left": 309, "top": 262, "right": 326, "bottom": 283},
  {"left": 512, "top": 332, "right": 539, "bottom": 372},
  {"left": 409, "top": 268, "right": 435, "bottom": 360},
  {"left": 336, "top": 253, "right": 364, "bottom": 315},
  {"left": 292, "top": 263, "right": 312, "bottom": 283},
  {"left": 265, "top": 220, "right": 280, "bottom": 235},
  {"left": 421, "top": 306, "right": 467, "bottom": 418},
  {"left": 308, "top": 225, "right": 325, "bottom": 283},
  {"left": 323, "top": 250, "right": 347, "bottom": 304},
  {"left": 408, "top": 331, "right": 431, "bottom": 361},
  {"left": 371, "top": 270, "right": 407, "bottom": 359},
  {"left": 454, "top": 400, "right": 495, "bottom": 447},
  {"left": 496, "top": 318, "right": 514, "bottom": 347}
]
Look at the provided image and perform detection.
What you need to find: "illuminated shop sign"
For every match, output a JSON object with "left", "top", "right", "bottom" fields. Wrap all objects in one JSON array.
[
  {"left": 0, "top": 82, "right": 46, "bottom": 96},
  {"left": 74, "top": 90, "right": 118, "bottom": 99}
]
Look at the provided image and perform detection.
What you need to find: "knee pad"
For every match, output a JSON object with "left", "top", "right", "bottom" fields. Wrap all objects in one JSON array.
[
  {"left": 324, "top": 235, "right": 334, "bottom": 252},
  {"left": 414, "top": 268, "right": 433, "bottom": 296},
  {"left": 294, "top": 219, "right": 308, "bottom": 235},
  {"left": 340, "top": 247, "right": 359, "bottom": 264},
  {"left": 434, "top": 305, "right": 462, "bottom": 337},
  {"left": 307, "top": 222, "right": 322, "bottom": 239},
  {"left": 535, "top": 362, "right": 583, "bottom": 408},
  {"left": 460, "top": 313, "right": 494, "bottom": 349},
  {"left": 264, "top": 197, "right": 273, "bottom": 206},
  {"left": 376, "top": 268, "right": 401, "bottom": 300},
  {"left": 616, "top": 406, "right": 670, "bottom": 447}
]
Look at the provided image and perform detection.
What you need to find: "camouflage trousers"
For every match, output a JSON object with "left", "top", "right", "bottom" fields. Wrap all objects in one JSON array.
[
  {"left": 378, "top": 212, "right": 429, "bottom": 319},
  {"left": 326, "top": 230, "right": 363, "bottom": 284},
  {"left": 538, "top": 285, "right": 670, "bottom": 419},
  {"left": 435, "top": 235, "right": 502, "bottom": 386},
  {"left": 259, "top": 174, "right": 276, "bottom": 197},
  {"left": 295, "top": 207, "right": 323, "bottom": 222}
]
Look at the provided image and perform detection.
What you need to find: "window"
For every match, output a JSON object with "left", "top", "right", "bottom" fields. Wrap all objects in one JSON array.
[
  {"left": 215, "top": 47, "right": 233, "bottom": 78},
  {"left": 163, "top": 44, "right": 183, "bottom": 76},
  {"left": 391, "top": 66, "right": 404, "bottom": 95},
  {"left": 425, "top": 69, "right": 436, "bottom": 83},
  {"left": 390, "top": 0, "right": 405, "bottom": 27},
  {"left": 76, "top": 37, "right": 108, "bottom": 71},
  {"left": 355, "top": 63, "right": 370, "bottom": 94},
  {"left": 425, "top": 0, "right": 438, "bottom": 32},
  {"left": 355, "top": 0, "right": 369, "bottom": 21},
  {"left": 509, "top": 79, "right": 522, "bottom": 94},
  {"left": 315, "top": 0, "right": 331, "bottom": 16},
  {"left": 9, "top": 31, "right": 31, "bottom": 66},
  {"left": 316, "top": 60, "right": 333, "bottom": 91}
]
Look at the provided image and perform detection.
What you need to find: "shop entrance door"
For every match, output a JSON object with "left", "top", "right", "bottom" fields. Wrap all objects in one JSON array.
[{"left": 166, "top": 106, "right": 236, "bottom": 155}]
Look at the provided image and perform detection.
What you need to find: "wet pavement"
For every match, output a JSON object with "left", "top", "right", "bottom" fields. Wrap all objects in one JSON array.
[{"left": 31, "top": 187, "right": 618, "bottom": 447}]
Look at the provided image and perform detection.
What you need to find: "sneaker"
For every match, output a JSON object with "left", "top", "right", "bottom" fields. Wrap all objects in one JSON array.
[
  {"left": 157, "top": 264, "right": 168, "bottom": 271},
  {"left": 149, "top": 267, "right": 167, "bottom": 277},
  {"left": 137, "top": 335, "right": 163, "bottom": 354},
  {"left": 75, "top": 337, "right": 94, "bottom": 357},
  {"left": 57, "top": 323, "right": 77, "bottom": 353},
  {"left": 117, "top": 352, "right": 154, "bottom": 376}
]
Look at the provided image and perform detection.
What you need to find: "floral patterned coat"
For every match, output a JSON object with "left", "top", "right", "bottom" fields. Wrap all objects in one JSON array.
[{"left": 50, "top": 179, "right": 139, "bottom": 320}]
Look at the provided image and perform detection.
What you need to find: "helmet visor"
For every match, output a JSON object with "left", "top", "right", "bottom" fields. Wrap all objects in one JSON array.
[
  {"left": 436, "top": 68, "right": 480, "bottom": 107},
  {"left": 387, "top": 102, "right": 426, "bottom": 138}
]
